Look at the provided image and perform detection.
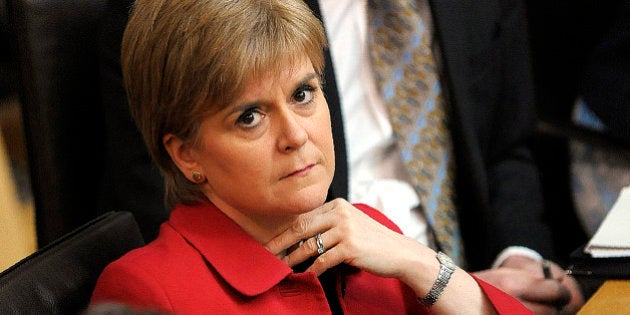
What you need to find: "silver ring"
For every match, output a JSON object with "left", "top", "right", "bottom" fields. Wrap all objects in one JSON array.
[{"left": 316, "top": 233, "right": 325, "bottom": 255}]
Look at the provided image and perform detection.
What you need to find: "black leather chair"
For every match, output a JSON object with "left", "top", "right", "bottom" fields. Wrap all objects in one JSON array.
[{"left": 0, "top": 211, "right": 145, "bottom": 315}]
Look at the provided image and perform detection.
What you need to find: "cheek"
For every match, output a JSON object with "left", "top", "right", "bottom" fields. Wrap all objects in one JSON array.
[
  {"left": 313, "top": 116, "right": 335, "bottom": 173},
  {"left": 326, "top": 135, "right": 336, "bottom": 177},
  {"left": 200, "top": 143, "right": 273, "bottom": 204},
  {"left": 197, "top": 138, "right": 256, "bottom": 179}
]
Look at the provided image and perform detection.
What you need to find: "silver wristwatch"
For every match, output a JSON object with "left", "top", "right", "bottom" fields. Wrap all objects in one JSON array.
[{"left": 419, "top": 251, "right": 456, "bottom": 306}]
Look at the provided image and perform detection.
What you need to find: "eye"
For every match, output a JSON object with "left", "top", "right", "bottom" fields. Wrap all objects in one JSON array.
[
  {"left": 293, "top": 84, "right": 316, "bottom": 105},
  {"left": 236, "top": 107, "right": 264, "bottom": 128}
]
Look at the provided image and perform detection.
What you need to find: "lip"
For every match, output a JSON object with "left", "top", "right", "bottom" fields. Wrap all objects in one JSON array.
[{"left": 282, "top": 163, "right": 316, "bottom": 179}]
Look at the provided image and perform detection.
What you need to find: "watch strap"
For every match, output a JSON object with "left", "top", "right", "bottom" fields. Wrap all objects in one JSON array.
[{"left": 419, "top": 251, "right": 456, "bottom": 306}]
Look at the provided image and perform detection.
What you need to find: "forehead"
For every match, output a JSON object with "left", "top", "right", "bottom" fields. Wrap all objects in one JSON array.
[
  {"left": 236, "top": 56, "right": 316, "bottom": 95},
  {"left": 200, "top": 54, "right": 317, "bottom": 119}
]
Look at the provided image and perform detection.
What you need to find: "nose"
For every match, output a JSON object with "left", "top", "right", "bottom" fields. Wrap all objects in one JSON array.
[{"left": 276, "top": 107, "right": 308, "bottom": 152}]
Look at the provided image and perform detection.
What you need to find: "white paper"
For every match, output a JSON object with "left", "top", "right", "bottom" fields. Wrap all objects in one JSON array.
[{"left": 584, "top": 186, "right": 630, "bottom": 258}]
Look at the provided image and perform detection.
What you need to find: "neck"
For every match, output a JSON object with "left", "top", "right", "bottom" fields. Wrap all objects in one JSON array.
[{"left": 209, "top": 199, "right": 300, "bottom": 245}]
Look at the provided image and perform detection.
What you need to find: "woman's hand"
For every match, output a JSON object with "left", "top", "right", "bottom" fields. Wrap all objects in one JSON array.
[
  {"left": 264, "top": 198, "right": 435, "bottom": 279},
  {"left": 264, "top": 198, "right": 500, "bottom": 314}
]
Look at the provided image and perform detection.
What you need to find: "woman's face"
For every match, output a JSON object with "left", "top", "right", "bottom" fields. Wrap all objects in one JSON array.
[{"left": 180, "top": 57, "right": 335, "bottom": 229}]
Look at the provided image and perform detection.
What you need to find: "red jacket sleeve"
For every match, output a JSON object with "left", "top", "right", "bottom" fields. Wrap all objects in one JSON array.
[{"left": 354, "top": 203, "right": 534, "bottom": 314}]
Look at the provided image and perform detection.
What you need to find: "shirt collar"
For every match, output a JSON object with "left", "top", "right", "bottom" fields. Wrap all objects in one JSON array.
[{"left": 168, "top": 202, "right": 293, "bottom": 296}]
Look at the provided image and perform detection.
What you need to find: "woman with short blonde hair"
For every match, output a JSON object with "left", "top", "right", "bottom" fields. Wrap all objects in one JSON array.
[{"left": 92, "top": 0, "right": 532, "bottom": 313}]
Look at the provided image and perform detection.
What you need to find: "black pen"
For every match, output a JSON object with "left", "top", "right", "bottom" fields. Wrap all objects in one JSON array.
[
  {"left": 542, "top": 259, "right": 552, "bottom": 279},
  {"left": 565, "top": 268, "right": 593, "bottom": 276}
]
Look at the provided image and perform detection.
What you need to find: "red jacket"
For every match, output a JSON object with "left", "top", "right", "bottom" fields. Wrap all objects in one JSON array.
[{"left": 91, "top": 202, "right": 532, "bottom": 314}]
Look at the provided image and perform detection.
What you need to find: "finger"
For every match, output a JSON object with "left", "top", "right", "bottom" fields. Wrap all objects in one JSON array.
[
  {"left": 521, "top": 279, "right": 571, "bottom": 307},
  {"left": 264, "top": 217, "right": 321, "bottom": 256},
  {"left": 284, "top": 231, "right": 339, "bottom": 268},
  {"left": 305, "top": 250, "right": 346, "bottom": 276},
  {"left": 305, "top": 241, "right": 347, "bottom": 276},
  {"left": 282, "top": 234, "right": 321, "bottom": 267},
  {"left": 542, "top": 260, "right": 568, "bottom": 281},
  {"left": 264, "top": 202, "right": 339, "bottom": 255},
  {"left": 559, "top": 275, "right": 585, "bottom": 314},
  {"left": 264, "top": 224, "right": 310, "bottom": 256},
  {"left": 521, "top": 301, "right": 560, "bottom": 315}
]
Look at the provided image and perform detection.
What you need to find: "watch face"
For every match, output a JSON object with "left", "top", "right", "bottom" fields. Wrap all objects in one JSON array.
[{"left": 438, "top": 252, "right": 456, "bottom": 269}]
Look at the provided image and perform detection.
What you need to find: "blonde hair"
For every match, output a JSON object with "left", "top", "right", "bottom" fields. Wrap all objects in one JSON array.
[{"left": 122, "top": 0, "right": 328, "bottom": 209}]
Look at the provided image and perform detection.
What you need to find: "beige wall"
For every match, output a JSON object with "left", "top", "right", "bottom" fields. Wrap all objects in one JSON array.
[{"left": 0, "top": 100, "right": 36, "bottom": 272}]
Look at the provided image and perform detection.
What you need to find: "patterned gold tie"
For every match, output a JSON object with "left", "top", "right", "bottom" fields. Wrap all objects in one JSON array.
[{"left": 367, "top": 0, "right": 465, "bottom": 265}]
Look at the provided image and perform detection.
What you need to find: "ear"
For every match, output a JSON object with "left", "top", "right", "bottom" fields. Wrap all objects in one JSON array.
[{"left": 163, "top": 133, "right": 199, "bottom": 180}]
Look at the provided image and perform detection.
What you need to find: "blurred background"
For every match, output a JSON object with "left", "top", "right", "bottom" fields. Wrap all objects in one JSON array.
[{"left": 0, "top": 0, "right": 36, "bottom": 271}]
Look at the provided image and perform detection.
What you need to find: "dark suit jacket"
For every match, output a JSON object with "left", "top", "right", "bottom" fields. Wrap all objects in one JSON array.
[
  {"left": 99, "top": 0, "right": 553, "bottom": 270},
  {"left": 306, "top": 0, "right": 553, "bottom": 270}
]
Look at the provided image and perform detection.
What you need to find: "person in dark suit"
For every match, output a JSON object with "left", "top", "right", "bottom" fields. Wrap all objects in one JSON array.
[{"left": 96, "top": 0, "right": 583, "bottom": 312}]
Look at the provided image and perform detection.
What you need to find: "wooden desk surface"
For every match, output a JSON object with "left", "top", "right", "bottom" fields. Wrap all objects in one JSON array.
[{"left": 578, "top": 280, "right": 630, "bottom": 314}]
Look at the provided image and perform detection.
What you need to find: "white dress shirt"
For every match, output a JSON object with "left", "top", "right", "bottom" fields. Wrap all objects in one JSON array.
[{"left": 319, "top": 0, "right": 430, "bottom": 245}]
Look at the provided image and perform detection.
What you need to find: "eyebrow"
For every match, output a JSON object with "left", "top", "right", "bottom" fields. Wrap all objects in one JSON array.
[
  {"left": 299, "top": 73, "right": 319, "bottom": 86},
  {"left": 226, "top": 72, "right": 320, "bottom": 116}
]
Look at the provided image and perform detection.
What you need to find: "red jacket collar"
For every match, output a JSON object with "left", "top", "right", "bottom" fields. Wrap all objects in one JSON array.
[{"left": 168, "top": 202, "right": 293, "bottom": 296}]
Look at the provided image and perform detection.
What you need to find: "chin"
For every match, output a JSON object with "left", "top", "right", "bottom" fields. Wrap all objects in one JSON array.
[{"left": 285, "top": 188, "right": 328, "bottom": 213}]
